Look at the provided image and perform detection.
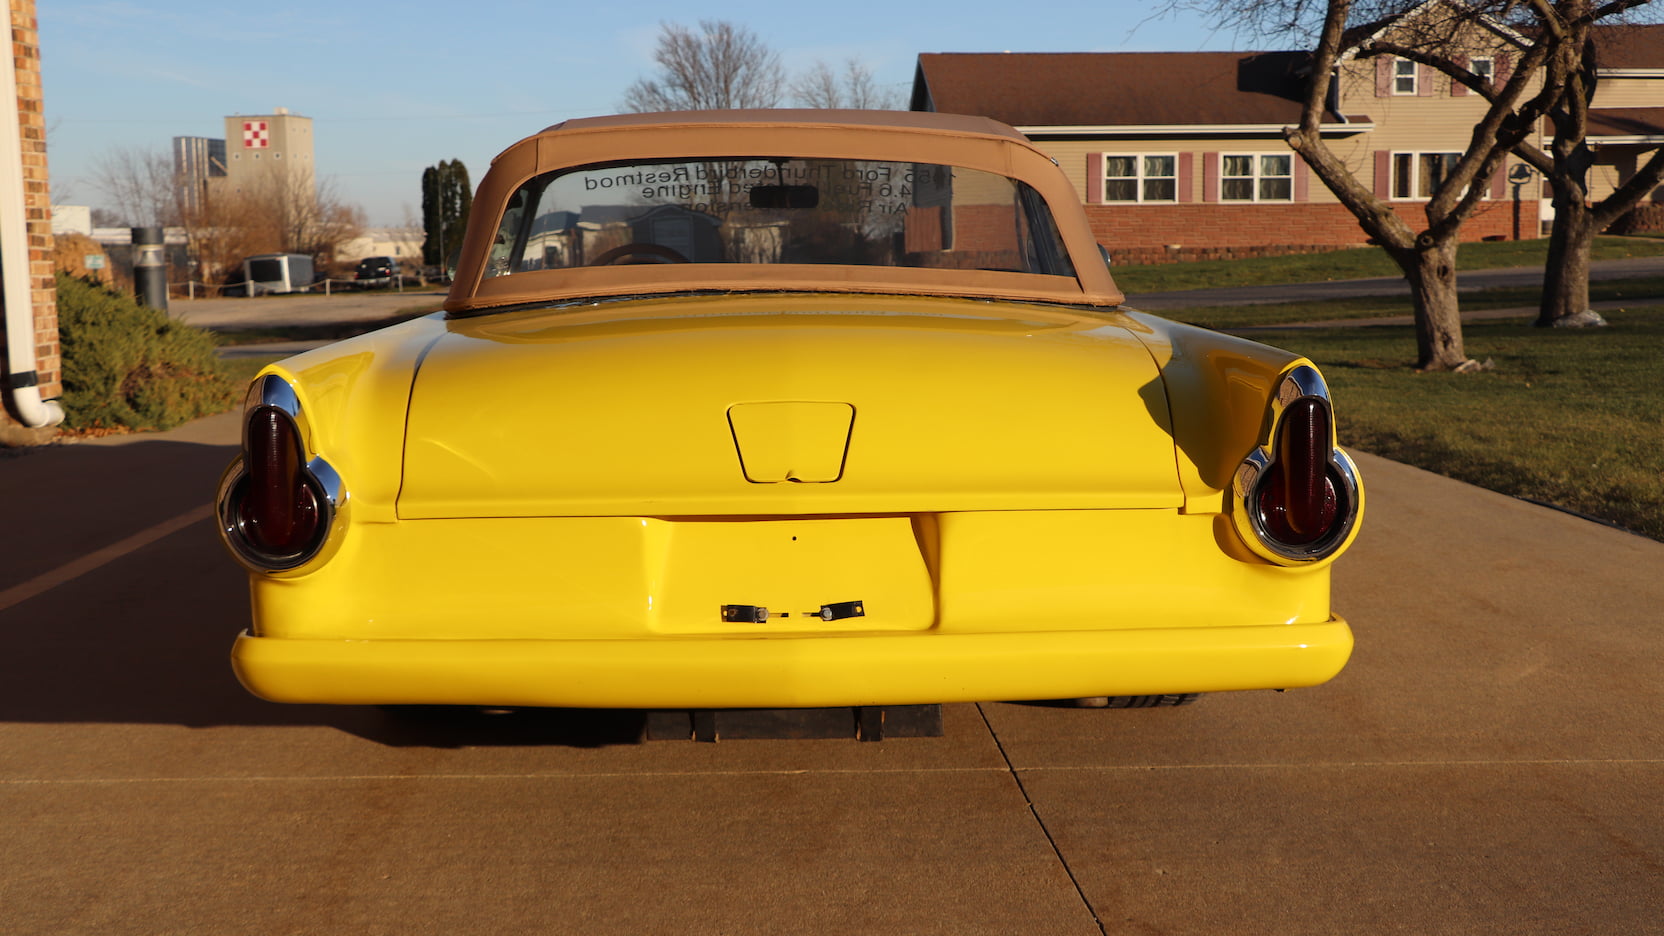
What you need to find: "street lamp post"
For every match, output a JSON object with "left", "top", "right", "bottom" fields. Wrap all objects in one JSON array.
[{"left": 132, "top": 226, "right": 167, "bottom": 311}]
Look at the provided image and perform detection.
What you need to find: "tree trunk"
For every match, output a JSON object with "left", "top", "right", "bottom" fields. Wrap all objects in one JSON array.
[
  {"left": 1538, "top": 194, "right": 1600, "bottom": 327},
  {"left": 1403, "top": 239, "right": 1470, "bottom": 371}
]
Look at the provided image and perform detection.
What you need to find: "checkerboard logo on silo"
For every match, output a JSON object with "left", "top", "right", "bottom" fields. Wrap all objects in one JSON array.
[{"left": 243, "top": 122, "right": 270, "bottom": 148}]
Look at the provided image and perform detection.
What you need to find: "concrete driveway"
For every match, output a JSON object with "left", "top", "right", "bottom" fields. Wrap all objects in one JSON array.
[{"left": 2, "top": 408, "right": 1660, "bottom": 934}]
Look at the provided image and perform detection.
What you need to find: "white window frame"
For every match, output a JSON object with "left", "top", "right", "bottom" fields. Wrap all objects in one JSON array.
[
  {"left": 1220, "top": 153, "right": 1295, "bottom": 203},
  {"left": 1101, "top": 153, "right": 1179, "bottom": 204},
  {"left": 1393, "top": 58, "right": 1418, "bottom": 95},
  {"left": 1470, "top": 56, "right": 1495, "bottom": 89},
  {"left": 1390, "top": 151, "right": 1487, "bottom": 201}
]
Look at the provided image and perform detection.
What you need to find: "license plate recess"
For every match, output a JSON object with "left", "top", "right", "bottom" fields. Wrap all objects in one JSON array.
[{"left": 649, "top": 516, "right": 934, "bottom": 634}]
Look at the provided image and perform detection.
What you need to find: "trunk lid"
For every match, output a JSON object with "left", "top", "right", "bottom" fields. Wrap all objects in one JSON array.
[{"left": 398, "top": 295, "right": 1179, "bottom": 518}]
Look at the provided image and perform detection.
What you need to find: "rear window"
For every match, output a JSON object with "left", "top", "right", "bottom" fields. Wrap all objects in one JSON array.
[
  {"left": 484, "top": 157, "right": 1076, "bottom": 280},
  {"left": 247, "top": 258, "right": 283, "bottom": 282}
]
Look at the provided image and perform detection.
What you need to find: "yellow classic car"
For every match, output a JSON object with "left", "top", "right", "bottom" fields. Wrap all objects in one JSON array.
[{"left": 217, "top": 110, "right": 1362, "bottom": 711}]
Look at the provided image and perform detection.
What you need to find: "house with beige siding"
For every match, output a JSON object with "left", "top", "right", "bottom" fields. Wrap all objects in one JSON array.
[
  {"left": 910, "top": 18, "right": 1664, "bottom": 265},
  {"left": 1578, "top": 24, "right": 1664, "bottom": 220}
]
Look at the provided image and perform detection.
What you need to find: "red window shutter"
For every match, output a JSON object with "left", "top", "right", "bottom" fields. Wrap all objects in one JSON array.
[
  {"left": 1495, "top": 53, "right": 1513, "bottom": 87},
  {"left": 1490, "top": 163, "right": 1506, "bottom": 200},
  {"left": 1376, "top": 57, "right": 1392, "bottom": 97},
  {"left": 1374, "top": 151, "right": 1392, "bottom": 198},
  {"left": 1178, "top": 152, "right": 1194, "bottom": 203},
  {"left": 1202, "top": 152, "right": 1219, "bottom": 202},
  {"left": 1294, "top": 155, "right": 1310, "bottom": 203},
  {"left": 1086, "top": 152, "right": 1103, "bottom": 205},
  {"left": 1451, "top": 55, "right": 1469, "bottom": 97},
  {"left": 1418, "top": 63, "right": 1435, "bottom": 97}
]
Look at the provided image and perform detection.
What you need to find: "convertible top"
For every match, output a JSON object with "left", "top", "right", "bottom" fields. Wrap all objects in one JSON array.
[
  {"left": 445, "top": 110, "right": 1126, "bottom": 314},
  {"left": 523, "top": 109, "right": 1037, "bottom": 146}
]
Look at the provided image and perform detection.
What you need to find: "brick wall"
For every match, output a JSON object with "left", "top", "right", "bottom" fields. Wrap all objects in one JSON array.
[
  {"left": 2, "top": 0, "right": 58, "bottom": 442},
  {"left": 1089, "top": 199, "right": 1533, "bottom": 266}
]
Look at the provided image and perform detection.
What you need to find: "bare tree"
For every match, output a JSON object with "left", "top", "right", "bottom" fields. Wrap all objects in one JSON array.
[
  {"left": 1180, "top": 0, "right": 1663, "bottom": 348},
  {"left": 1503, "top": 2, "right": 1664, "bottom": 327},
  {"left": 84, "top": 142, "right": 363, "bottom": 287},
  {"left": 1177, "top": 0, "right": 1571, "bottom": 370},
  {"left": 791, "top": 59, "right": 904, "bottom": 109},
  {"left": 177, "top": 187, "right": 269, "bottom": 286},
  {"left": 623, "top": 20, "right": 786, "bottom": 112},
  {"left": 1290, "top": 2, "right": 1557, "bottom": 369},
  {"left": 86, "top": 146, "right": 178, "bottom": 227}
]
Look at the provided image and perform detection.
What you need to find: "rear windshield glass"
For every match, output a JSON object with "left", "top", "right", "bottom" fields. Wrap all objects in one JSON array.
[
  {"left": 247, "top": 258, "right": 283, "bottom": 282},
  {"left": 484, "top": 158, "right": 1076, "bottom": 279}
]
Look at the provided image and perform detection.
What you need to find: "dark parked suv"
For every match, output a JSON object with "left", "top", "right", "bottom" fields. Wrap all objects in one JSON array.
[{"left": 354, "top": 256, "right": 398, "bottom": 287}]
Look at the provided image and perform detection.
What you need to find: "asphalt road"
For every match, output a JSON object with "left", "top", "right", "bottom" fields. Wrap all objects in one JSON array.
[
  {"left": 168, "top": 288, "right": 447, "bottom": 330},
  {"left": 2, "top": 412, "right": 1660, "bottom": 934}
]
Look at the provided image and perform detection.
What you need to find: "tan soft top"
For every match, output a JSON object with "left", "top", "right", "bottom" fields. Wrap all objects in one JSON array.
[{"left": 445, "top": 110, "right": 1124, "bottom": 314}]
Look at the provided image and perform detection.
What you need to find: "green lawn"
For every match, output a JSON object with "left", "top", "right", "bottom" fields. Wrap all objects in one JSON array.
[
  {"left": 1109, "top": 236, "right": 1664, "bottom": 294},
  {"left": 1168, "top": 274, "right": 1664, "bottom": 329},
  {"left": 1243, "top": 307, "right": 1664, "bottom": 540}
]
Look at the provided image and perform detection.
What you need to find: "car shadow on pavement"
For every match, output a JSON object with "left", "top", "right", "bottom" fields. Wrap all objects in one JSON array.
[
  {"left": 368, "top": 706, "right": 650, "bottom": 748},
  {"left": 0, "top": 436, "right": 650, "bottom": 748}
]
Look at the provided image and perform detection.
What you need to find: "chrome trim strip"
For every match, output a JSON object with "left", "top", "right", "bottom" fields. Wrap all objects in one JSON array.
[
  {"left": 246, "top": 374, "right": 310, "bottom": 450},
  {"left": 306, "top": 454, "right": 346, "bottom": 511}
]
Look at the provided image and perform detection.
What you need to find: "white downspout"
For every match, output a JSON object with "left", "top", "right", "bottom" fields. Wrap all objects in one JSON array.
[{"left": 1, "top": 14, "right": 64, "bottom": 429}]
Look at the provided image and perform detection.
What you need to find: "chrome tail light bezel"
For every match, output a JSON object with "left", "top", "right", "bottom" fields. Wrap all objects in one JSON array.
[
  {"left": 217, "top": 374, "right": 349, "bottom": 574},
  {"left": 1231, "top": 365, "right": 1362, "bottom": 565}
]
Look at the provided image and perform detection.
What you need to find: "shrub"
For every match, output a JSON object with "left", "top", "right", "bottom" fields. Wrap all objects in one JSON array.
[{"left": 56, "top": 273, "right": 240, "bottom": 431}]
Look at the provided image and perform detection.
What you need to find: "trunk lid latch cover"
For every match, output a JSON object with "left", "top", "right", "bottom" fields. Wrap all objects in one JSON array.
[{"left": 727, "top": 401, "right": 854, "bottom": 483}]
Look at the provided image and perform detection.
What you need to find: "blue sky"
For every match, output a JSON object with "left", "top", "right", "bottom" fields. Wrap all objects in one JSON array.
[{"left": 40, "top": 1, "right": 1253, "bottom": 225}]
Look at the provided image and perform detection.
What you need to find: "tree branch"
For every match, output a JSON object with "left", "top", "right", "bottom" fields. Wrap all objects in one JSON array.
[
  {"left": 1286, "top": 0, "right": 1418, "bottom": 249},
  {"left": 1592, "top": 144, "right": 1664, "bottom": 229},
  {"left": 1589, "top": 0, "right": 1655, "bottom": 22}
]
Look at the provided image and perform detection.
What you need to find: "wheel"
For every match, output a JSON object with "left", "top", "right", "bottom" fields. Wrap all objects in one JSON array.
[{"left": 589, "top": 243, "right": 690, "bottom": 265}]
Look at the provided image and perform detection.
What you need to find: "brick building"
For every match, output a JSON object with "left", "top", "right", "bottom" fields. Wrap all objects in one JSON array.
[
  {"left": 1, "top": 0, "right": 61, "bottom": 445},
  {"left": 911, "top": 13, "right": 1664, "bottom": 265}
]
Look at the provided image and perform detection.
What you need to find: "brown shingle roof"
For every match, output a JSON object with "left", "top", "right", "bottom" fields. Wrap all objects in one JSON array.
[
  {"left": 1593, "top": 25, "right": 1664, "bottom": 70},
  {"left": 913, "top": 51, "right": 1341, "bottom": 128},
  {"left": 1588, "top": 107, "right": 1664, "bottom": 139}
]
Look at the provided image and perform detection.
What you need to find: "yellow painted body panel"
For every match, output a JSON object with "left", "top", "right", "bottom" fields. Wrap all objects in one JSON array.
[
  {"left": 728, "top": 402, "right": 854, "bottom": 483},
  {"left": 398, "top": 295, "right": 1183, "bottom": 518},
  {"left": 256, "top": 314, "right": 449, "bottom": 524},
  {"left": 234, "top": 619, "right": 1352, "bottom": 709},
  {"left": 1118, "top": 310, "right": 1305, "bottom": 513},
  {"left": 237, "top": 508, "right": 1348, "bottom": 706},
  {"left": 227, "top": 293, "right": 1362, "bottom": 708}
]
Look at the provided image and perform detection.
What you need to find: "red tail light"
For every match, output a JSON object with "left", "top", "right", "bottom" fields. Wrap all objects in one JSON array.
[
  {"left": 1257, "top": 397, "right": 1338, "bottom": 546},
  {"left": 239, "top": 407, "right": 321, "bottom": 556}
]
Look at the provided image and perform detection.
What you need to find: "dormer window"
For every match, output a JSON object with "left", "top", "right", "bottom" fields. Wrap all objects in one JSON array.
[{"left": 1393, "top": 58, "right": 1417, "bottom": 95}]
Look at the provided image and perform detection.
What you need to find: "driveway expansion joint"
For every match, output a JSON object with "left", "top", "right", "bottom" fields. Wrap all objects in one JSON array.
[{"left": 977, "top": 702, "right": 1110, "bottom": 936}]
